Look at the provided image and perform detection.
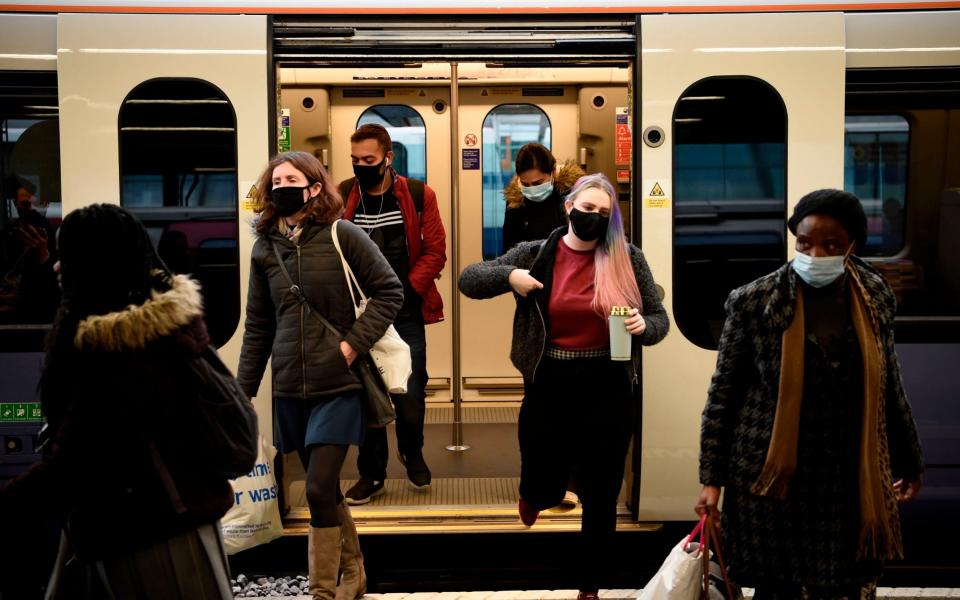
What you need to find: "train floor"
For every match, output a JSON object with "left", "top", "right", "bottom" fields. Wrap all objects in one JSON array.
[{"left": 280, "top": 403, "right": 646, "bottom": 534}]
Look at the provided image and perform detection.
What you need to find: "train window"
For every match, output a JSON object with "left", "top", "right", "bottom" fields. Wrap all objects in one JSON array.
[
  {"left": 118, "top": 78, "right": 239, "bottom": 348},
  {"left": 845, "top": 68, "right": 960, "bottom": 332},
  {"left": 673, "top": 77, "right": 787, "bottom": 350},
  {"left": 357, "top": 105, "right": 426, "bottom": 182},
  {"left": 481, "top": 104, "right": 551, "bottom": 259},
  {"left": 0, "top": 71, "right": 61, "bottom": 346},
  {"left": 844, "top": 115, "right": 909, "bottom": 257}
]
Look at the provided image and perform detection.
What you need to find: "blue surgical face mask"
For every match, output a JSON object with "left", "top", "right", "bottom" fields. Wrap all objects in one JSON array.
[
  {"left": 521, "top": 180, "right": 554, "bottom": 203},
  {"left": 792, "top": 252, "right": 846, "bottom": 288}
]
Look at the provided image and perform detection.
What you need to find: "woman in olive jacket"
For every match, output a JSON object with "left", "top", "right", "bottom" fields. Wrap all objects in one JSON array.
[{"left": 238, "top": 151, "right": 403, "bottom": 600}]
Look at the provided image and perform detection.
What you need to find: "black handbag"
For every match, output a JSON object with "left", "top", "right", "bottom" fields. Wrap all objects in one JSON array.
[
  {"left": 353, "top": 355, "right": 396, "bottom": 428},
  {"left": 269, "top": 240, "right": 396, "bottom": 427}
]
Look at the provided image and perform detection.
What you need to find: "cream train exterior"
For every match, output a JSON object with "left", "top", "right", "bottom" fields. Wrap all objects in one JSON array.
[{"left": 0, "top": 3, "right": 956, "bottom": 527}]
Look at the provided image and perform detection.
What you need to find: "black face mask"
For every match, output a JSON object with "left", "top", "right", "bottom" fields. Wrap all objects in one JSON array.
[
  {"left": 271, "top": 185, "right": 312, "bottom": 218},
  {"left": 569, "top": 207, "right": 609, "bottom": 242},
  {"left": 353, "top": 159, "right": 388, "bottom": 192}
]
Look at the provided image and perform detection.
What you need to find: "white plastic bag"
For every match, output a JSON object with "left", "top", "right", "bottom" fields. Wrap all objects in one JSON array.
[
  {"left": 637, "top": 518, "right": 705, "bottom": 600},
  {"left": 220, "top": 436, "right": 283, "bottom": 554}
]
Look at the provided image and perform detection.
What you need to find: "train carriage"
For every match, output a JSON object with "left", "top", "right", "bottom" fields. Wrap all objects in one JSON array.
[{"left": 0, "top": 0, "right": 958, "bottom": 588}]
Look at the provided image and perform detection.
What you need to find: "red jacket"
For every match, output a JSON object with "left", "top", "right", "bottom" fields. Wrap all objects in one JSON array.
[{"left": 342, "top": 174, "right": 446, "bottom": 324}]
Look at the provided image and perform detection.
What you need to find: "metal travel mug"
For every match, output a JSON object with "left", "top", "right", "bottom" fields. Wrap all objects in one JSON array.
[{"left": 609, "top": 306, "right": 632, "bottom": 361}]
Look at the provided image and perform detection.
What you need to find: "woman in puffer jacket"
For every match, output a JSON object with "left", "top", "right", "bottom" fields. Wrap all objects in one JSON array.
[
  {"left": 0, "top": 203, "right": 258, "bottom": 599},
  {"left": 238, "top": 151, "right": 403, "bottom": 600}
]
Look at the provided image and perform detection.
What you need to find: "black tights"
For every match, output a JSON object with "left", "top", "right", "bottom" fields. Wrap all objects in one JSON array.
[{"left": 298, "top": 444, "right": 348, "bottom": 528}]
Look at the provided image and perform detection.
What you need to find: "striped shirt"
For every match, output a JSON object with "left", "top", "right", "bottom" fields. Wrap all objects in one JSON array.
[{"left": 352, "top": 186, "right": 416, "bottom": 315}]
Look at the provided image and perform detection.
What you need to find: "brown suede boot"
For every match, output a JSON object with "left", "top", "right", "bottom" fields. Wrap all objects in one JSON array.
[
  {"left": 308, "top": 525, "right": 342, "bottom": 600},
  {"left": 336, "top": 501, "right": 367, "bottom": 600}
]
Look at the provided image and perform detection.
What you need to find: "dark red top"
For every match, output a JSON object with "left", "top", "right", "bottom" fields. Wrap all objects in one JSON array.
[{"left": 547, "top": 238, "right": 608, "bottom": 349}]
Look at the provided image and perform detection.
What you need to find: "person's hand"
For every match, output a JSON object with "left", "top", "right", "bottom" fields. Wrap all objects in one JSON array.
[
  {"left": 625, "top": 308, "right": 646, "bottom": 336},
  {"left": 695, "top": 485, "right": 721, "bottom": 520},
  {"left": 508, "top": 269, "right": 544, "bottom": 297},
  {"left": 893, "top": 476, "right": 922, "bottom": 503},
  {"left": 340, "top": 341, "right": 357, "bottom": 366},
  {"left": 18, "top": 225, "right": 50, "bottom": 264},
  {"left": 340, "top": 340, "right": 357, "bottom": 366}
]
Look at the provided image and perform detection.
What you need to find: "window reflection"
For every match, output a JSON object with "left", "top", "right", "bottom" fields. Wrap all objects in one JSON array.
[
  {"left": 844, "top": 115, "right": 908, "bottom": 257},
  {"left": 357, "top": 105, "right": 426, "bottom": 182},
  {"left": 482, "top": 104, "right": 551, "bottom": 259},
  {"left": 0, "top": 71, "right": 62, "bottom": 332},
  {"left": 119, "top": 78, "right": 239, "bottom": 348},
  {"left": 673, "top": 77, "right": 787, "bottom": 350}
]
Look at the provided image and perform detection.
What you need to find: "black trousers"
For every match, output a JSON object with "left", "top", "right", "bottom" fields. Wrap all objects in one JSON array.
[
  {"left": 520, "top": 356, "right": 635, "bottom": 592},
  {"left": 357, "top": 312, "right": 428, "bottom": 481}
]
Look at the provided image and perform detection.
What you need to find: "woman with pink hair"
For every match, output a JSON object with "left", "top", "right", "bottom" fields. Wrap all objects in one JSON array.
[{"left": 459, "top": 173, "right": 669, "bottom": 598}]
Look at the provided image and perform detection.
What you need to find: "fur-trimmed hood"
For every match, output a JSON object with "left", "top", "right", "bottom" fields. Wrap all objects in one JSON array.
[
  {"left": 504, "top": 160, "right": 585, "bottom": 210},
  {"left": 73, "top": 274, "right": 204, "bottom": 351}
]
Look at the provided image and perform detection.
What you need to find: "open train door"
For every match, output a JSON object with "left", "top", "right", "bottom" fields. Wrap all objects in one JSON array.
[{"left": 637, "top": 13, "right": 845, "bottom": 520}]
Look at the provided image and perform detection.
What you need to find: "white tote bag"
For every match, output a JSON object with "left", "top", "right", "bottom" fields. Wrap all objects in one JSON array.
[
  {"left": 331, "top": 220, "right": 412, "bottom": 394},
  {"left": 638, "top": 516, "right": 707, "bottom": 600},
  {"left": 220, "top": 436, "right": 284, "bottom": 554}
]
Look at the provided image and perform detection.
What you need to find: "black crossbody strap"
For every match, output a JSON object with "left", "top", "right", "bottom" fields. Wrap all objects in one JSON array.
[{"left": 268, "top": 239, "right": 343, "bottom": 338}]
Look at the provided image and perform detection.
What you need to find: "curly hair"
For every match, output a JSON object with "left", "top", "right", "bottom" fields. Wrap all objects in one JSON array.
[{"left": 254, "top": 151, "right": 343, "bottom": 235}]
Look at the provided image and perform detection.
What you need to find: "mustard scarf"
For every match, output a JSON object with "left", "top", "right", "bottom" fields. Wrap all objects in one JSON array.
[{"left": 751, "top": 264, "right": 903, "bottom": 560}]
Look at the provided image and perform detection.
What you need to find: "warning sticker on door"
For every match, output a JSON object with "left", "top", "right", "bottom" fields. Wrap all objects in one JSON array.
[
  {"left": 643, "top": 179, "right": 671, "bottom": 209},
  {"left": 242, "top": 182, "right": 259, "bottom": 212},
  {"left": 462, "top": 148, "right": 480, "bottom": 170}
]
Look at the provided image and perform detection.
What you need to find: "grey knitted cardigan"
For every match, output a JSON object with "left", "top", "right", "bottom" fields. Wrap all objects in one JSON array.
[{"left": 458, "top": 227, "right": 669, "bottom": 382}]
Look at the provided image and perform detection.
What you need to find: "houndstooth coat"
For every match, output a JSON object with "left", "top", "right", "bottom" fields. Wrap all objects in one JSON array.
[{"left": 699, "top": 259, "right": 924, "bottom": 589}]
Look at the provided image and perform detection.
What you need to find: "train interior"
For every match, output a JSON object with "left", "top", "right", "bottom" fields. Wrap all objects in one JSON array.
[
  {"left": 275, "top": 60, "right": 644, "bottom": 533},
  {"left": 0, "top": 15, "right": 957, "bottom": 571}
]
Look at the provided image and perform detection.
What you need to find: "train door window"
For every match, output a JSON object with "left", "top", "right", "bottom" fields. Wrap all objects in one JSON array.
[
  {"left": 481, "top": 104, "right": 551, "bottom": 259},
  {"left": 357, "top": 105, "right": 426, "bottom": 182},
  {"left": 845, "top": 68, "right": 960, "bottom": 328},
  {"left": 0, "top": 71, "right": 61, "bottom": 345},
  {"left": 119, "top": 78, "right": 239, "bottom": 348},
  {"left": 673, "top": 77, "right": 787, "bottom": 350},
  {"left": 844, "top": 115, "right": 909, "bottom": 257}
]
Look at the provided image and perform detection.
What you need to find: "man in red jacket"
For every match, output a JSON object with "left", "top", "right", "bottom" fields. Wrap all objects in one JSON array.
[{"left": 340, "top": 124, "right": 446, "bottom": 504}]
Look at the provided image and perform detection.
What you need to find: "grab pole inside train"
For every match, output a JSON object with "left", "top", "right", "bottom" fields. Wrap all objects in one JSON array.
[{"left": 447, "top": 60, "right": 469, "bottom": 453}]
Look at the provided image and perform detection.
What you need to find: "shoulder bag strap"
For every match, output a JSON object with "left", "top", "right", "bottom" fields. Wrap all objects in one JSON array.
[
  {"left": 268, "top": 239, "right": 343, "bottom": 338},
  {"left": 330, "top": 220, "right": 367, "bottom": 308},
  {"left": 703, "top": 515, "right": 737, "bottom": 600}
]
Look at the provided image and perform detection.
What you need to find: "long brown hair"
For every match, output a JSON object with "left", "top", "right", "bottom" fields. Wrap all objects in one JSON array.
[{"left": 254, "top": 151, "right": 343, "bottom": 235}]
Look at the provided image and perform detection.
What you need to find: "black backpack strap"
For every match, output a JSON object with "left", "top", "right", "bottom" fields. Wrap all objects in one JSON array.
[
  {"left": 338, "top": 178, "right": 356, "bottom": 205},
  {"left": 268, "top": 239, "right": 343, "bottom": 338},
  {"left": 406, "top": 178, "right": 424, "bottom": 216}
]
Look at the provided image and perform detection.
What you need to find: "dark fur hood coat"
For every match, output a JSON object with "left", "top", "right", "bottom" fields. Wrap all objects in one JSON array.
[{"left": 0, "top": 275, "right": 258, "bottom": 560}]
